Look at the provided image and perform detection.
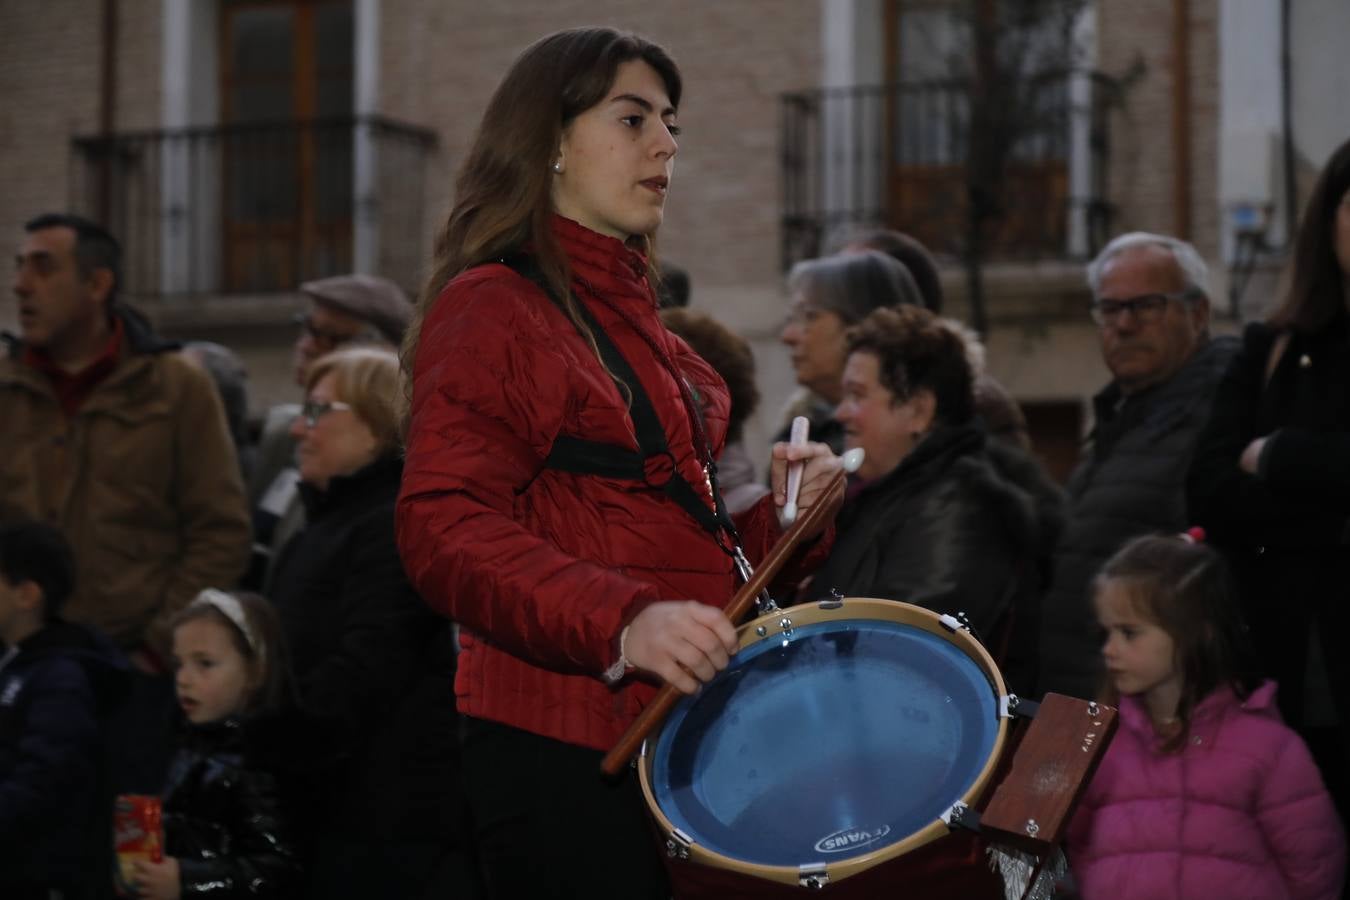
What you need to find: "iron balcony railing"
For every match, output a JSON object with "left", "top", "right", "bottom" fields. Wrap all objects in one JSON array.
[
  {"left": 70, "top": 115, "right": 437, "bottom": 298},
  {"left": 780, "top": 72, "right": 1118, "bottom": 270}
]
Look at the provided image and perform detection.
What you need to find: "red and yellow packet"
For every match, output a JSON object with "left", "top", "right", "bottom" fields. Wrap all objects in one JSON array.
[{"left": 113, "top": 794, "right": 163, "bottom": 897}]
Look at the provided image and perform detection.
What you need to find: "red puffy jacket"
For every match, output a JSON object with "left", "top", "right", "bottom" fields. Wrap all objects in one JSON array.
[{"left": 398, "top": 216, "right": 822, "bottom": 751}]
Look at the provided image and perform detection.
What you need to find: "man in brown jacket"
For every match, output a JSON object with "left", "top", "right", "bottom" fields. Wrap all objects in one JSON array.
[{"left": 2, "top": 213, "right": 250, "bottom": 667}]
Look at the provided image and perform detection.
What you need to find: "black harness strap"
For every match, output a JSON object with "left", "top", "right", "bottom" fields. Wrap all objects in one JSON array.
[{"left": 499, "top": 254, "right": 741, "bottom": 549}]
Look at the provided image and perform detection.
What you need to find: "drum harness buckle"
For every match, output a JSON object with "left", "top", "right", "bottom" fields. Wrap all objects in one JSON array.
[
  {"left": 732, "top": 545, "right": 779, "bottom": 616},
  {"left": 942, "top": 800, "right": 983, "bottom": 834},
  {"left": 798, "top": 863, "right": 830, "bottom": 890},
  {"left": 1000, "top": 694, "right": 1041, "bottom": 720}
]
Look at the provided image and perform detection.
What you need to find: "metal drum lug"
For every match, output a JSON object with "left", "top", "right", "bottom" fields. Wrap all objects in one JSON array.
[
  {"left": 818, "top": 589, "right": 844, "bottom": 610},
  {"left": 938, "top": 613, "right": 966, "bottom": 633},
  {"left": 798, "top": 863, "right": 829, "bottom": 889},
  {"left": 665, "top": 827, "right": 693, "bottom": 861}
]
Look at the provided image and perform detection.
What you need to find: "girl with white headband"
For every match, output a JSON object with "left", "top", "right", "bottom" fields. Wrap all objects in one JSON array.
[{"left": 126, "top": 589, "right": 301, "bottom": 900}]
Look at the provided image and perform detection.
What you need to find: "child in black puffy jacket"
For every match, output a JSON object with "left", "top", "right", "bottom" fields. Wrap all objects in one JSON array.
[{"left": 128, "top": 589, "right": 302, "bottom": 900}]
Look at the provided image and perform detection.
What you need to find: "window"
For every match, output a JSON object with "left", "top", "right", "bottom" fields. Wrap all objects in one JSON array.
[
  {"left": 220, "top": 0, "right": 353, "bottom": 291},
  {"left": 883, "top": 0, "right": 1078, "bottom": 257}
]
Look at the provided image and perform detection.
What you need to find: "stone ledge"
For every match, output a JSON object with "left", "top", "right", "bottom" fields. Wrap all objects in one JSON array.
[{"left": 124, "top": 292, "right": 307, "bottom": 333}]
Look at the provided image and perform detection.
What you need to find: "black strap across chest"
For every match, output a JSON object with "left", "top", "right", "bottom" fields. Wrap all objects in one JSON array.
[{"left": 498, "top": 254, "right": 741, "bottom": 552}]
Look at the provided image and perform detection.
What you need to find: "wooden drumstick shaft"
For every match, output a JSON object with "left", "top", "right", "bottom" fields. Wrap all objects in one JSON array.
[{"left": 599, "top": 467, "right": 845, "bottom": 777}]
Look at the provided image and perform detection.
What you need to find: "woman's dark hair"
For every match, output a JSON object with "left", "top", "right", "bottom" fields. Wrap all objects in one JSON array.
[
  {"left": 835, "top": 227, "right": 944, "bottom": 314},
  {"left": 1269, "top": 135, "right": 1350, "bottom": 333},
  {"left": 1094, "top": 534, "right": 1260, "bottom": 751},
  {"left": 171, "top": 591, "right": 294, "bottom": 717},
  {"left": 658, "top": 261, "right": 691, "bottom": 308},
  {"left": 402, "top": 28, "right": 682, "bottom": 409},
  {"left": 661, "top": 308, "right": 759, "bottom": 443},
  {"left": 844, "top": 305, "right": 975, "bottom": 425}
]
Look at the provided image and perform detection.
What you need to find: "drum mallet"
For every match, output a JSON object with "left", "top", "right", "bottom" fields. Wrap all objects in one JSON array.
[{"left": 780, "top": 415, "right": 810, "bottom": 524}]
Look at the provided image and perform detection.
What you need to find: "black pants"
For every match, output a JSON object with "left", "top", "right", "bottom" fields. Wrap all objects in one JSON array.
[
  {"left": 460, "top": 716, "right": 669, "bottom": 900},
  {"left": 305, "top": 836, "right": 481, "bottom": 900}
]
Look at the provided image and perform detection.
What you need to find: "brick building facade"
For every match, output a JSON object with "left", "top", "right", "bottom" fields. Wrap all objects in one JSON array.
[{"left": 2, "top": 1, "right": 1340, "bottom": 478}]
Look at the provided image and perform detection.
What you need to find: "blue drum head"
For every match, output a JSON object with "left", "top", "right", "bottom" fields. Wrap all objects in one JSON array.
[{"left": 650, "top": 618, "right": 999, "bottom": 868}]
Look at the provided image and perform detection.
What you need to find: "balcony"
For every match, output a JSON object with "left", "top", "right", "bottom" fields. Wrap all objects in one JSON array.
[
  {"left": 69, "top": 115, "right": 437, "bottom": 302},
  {"left": 780, "top": 72, "right": 1118, "bottom": 270}
]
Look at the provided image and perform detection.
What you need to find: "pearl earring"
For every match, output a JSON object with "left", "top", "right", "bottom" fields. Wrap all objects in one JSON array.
[{"left": 551, "top": 161, "right": 563, "bottom": 173}]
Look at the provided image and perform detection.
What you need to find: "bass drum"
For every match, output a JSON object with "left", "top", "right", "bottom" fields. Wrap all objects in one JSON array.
[{"left": 638, "top": 597, "right": 1009, "bottom": 895}]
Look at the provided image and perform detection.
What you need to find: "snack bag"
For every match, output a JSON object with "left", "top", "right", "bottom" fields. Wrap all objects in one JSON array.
[{"left": 113, "top": 794, "right": 163, "bottom": 897}]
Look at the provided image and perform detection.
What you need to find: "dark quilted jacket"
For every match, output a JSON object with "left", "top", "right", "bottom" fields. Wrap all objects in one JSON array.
[
  {"left": 0, "top": 621, "right": 128, "bottom": 894},
  {"left": 162, "top": 716, "right": 302, "bottom": 897},
  {"left": 1038, "top": 335, "right": 1237, "bottom": 699}
]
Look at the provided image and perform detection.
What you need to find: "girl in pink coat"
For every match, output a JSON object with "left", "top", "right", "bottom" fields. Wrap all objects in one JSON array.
[{"left": 1066, "top": 531, "right": 1346, "bottom": 900}]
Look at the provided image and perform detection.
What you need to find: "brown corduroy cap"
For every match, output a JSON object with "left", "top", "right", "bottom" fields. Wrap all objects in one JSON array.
[{"left": 299, "top": 274, "right": 412, "bottom": 345}]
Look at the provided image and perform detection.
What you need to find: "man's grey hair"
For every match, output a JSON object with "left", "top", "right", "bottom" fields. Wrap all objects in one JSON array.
[{"left": 1086, "top": 232, "right": 1210, "bottom": 300}]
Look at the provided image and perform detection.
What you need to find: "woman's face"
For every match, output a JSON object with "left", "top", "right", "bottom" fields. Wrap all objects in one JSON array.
[
  {"left": 1335, "top": 186, "right": 1350, "bottom": 279},
  {"left": 780, "top": 290, "right": 850, "bottom": 403},
  {"left": 551, "top": 59, "right": 679, "bottom": 241},
  {"left": 833, "top": 351, "right": 934, "bottom": 481},
  {"left": 289, "top": 372, "right": 380, "bottom": 490}
]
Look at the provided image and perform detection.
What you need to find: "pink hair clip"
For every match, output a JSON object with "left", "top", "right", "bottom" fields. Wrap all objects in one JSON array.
[{"left": 1179, "top": 526, "right": 1206, "bottom": 544}]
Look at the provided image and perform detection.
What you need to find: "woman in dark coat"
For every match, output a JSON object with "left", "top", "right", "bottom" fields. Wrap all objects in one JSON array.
[
  {"left": 270, "top": 347, "right": 475, "bottom": 899},
  {"left": 1187, "top": 135, "right": 1350, "bottom": 831},
  {"left": 804, "top": 306, "right": 1059, "bottom": 695}
]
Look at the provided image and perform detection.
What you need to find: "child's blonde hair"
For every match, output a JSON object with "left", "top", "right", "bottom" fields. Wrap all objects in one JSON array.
[
  {"left": 171, "top": 590, "right": 291, "bottom": 716},
  {"left": 1095, "top": 533, "right": 1260, "bottom": 750}
]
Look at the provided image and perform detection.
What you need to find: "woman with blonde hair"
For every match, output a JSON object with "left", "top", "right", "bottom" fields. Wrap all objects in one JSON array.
[
  {"left": 272, "top": 347, "right": 474, "bottom": 898},
  {"left": 396, "top": 26, "right": 843, "bottom": 898}
]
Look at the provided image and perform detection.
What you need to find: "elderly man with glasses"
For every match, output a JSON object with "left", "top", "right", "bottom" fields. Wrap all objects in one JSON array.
[{"left": 1037, "top": 232, "right": 1238, "bottom": 701}]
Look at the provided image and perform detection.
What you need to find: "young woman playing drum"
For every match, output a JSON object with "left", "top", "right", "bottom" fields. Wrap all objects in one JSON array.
[{"left": 396, "top": 27, "right": 844, "bottom": 899}]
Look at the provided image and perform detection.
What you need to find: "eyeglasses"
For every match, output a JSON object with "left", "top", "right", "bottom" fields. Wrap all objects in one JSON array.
[
  {"left": 300, "top": 399, "right": 352, "bottom": 428},
  {"left": 1088, "top": 292, "right": 1194, "bottom": 327},
  {"left": 293, "top": 313, "right": 371, "bottom": 349}
]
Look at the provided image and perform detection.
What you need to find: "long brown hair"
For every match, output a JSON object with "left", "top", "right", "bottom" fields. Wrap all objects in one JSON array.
[
  {"left": 1269, "top": 135, "right": 1350, "bottom": 333},
  {"left": 1094, "top": 534, "right": 1260, "bottom": 751},
  {"left": 401, "top": 28, "right": 682, "bottom": 396}
]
